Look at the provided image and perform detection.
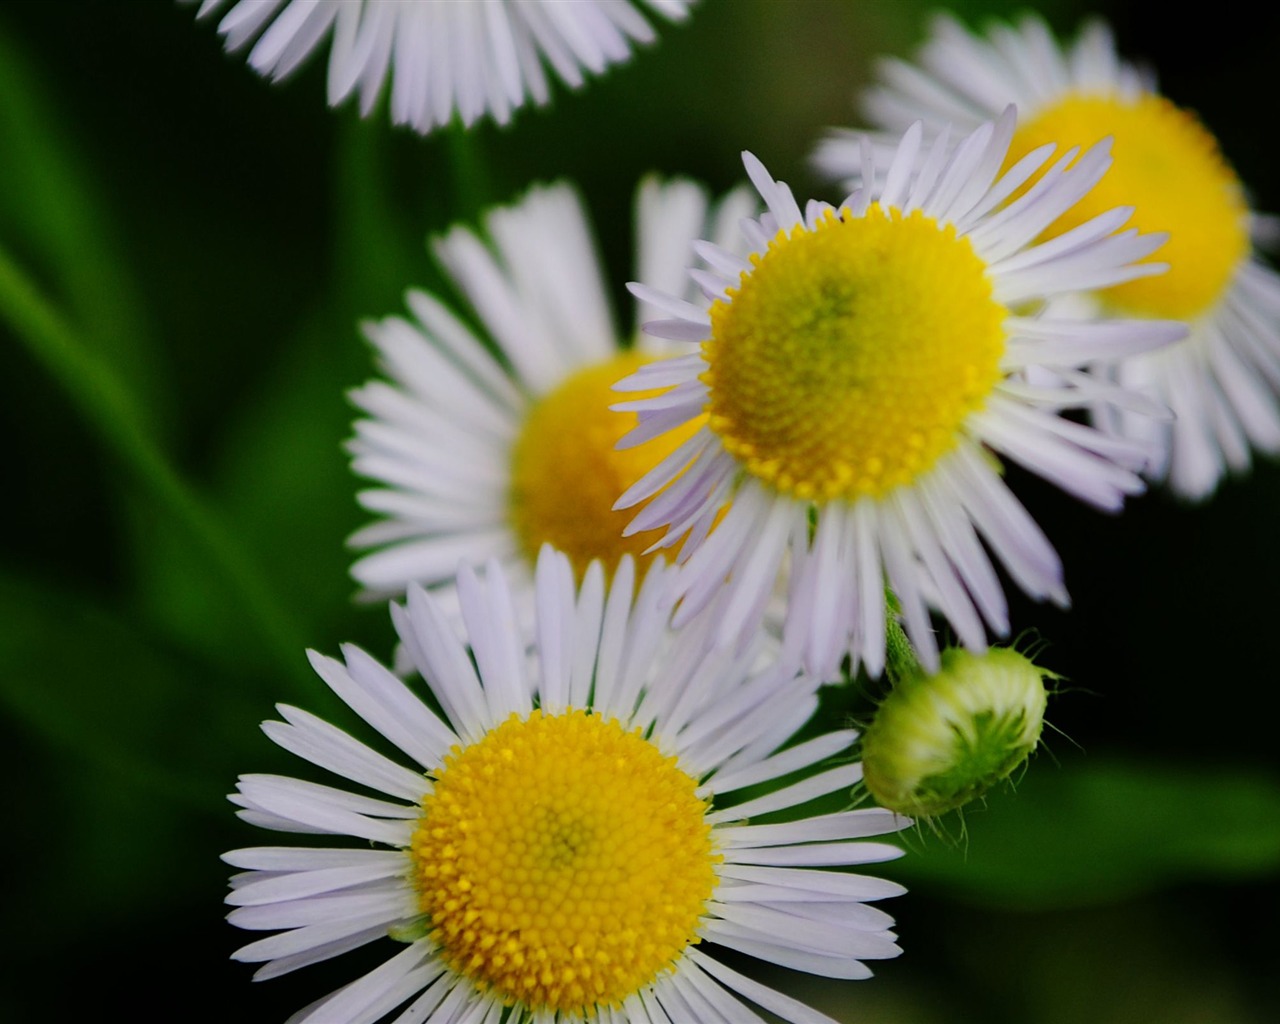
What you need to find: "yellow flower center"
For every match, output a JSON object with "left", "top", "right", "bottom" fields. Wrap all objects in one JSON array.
[
  {"left": 410, "top": 709, "right": 717, "bottom": 1013},
  {"left": 704, "top": 206, "right": 1005, "bottom": 501},
  {"left": 508, "top": 351, "right": 701, "bottom": 581},
  {"left": 1011, "top": 92, "right": 1249, "bottom": 319}
]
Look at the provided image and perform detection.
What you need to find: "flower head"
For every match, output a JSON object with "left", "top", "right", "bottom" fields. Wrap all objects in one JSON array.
[
  {"left": 860, "top": 646, "right": 1052, "bottom": 818},
  {"left": 818, "top": 13, "right": 1280, "bottom": 500},
  {"left": 225, "top": 548, "right": 908, "bottom": 1022},
  {"left": 189, "top": 0, "right": 694, "bottom": 134},
  {"left": 616, "top": 115, "right": 1184, "bottom": 680},
  {"left": 347, "top": 176, "right": 753, "bottom": 628}
]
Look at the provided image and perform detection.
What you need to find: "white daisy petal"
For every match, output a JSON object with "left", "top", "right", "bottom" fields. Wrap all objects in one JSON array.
[
  {"left": 723, "top": 841, "right": 904, "bottom": 868},
  {"left": 692, "top": 237, "right": 753, "bottom": 279},
  {"left": 226, "top": 857, "right": 410, "bottom": 908},
  {"left": 386, "top": 972, "right": 459, "bottom": 1024},
  {"left": 668, "top": 961, "right": 768, "bottom": 1024},
  {"left": 704, "top": 730, "right": 858, "bottom": 796},
  {"left": 944, "top": 445, "right": 1066, "bottom": 605},
  {"left": 1003, "top": 315, "right": 1186, "bottom": 367},
  {"left": 636, "top": 316, "right": 715, "bottom": 342},
  {"left": 569, "top": 558, "right": 607, "bottom": 709},
  {"left": 264, "top": 705, "right": 431, "bottom": 802},
  {"left": 233, "top": 775, "right": 416, "bottom": 847},
  {"left": 253, "top": 926, "right": 402, "bottom": 982},
  {"left": 717, "top": 864, "right": 908, "bottom": 901},
  {"left": 456, "top": 560, "right": 533, "bottom": 722},
  {"left": 232, "top": 906, "right": 409, "bottom": 965},
  {"left": 627, "top": 282, "right": 714, "bottom": 324},
  {"left": 293, "top": 941, "right": 436, "bottom": 1024},
  {"left": 705, "top": 764, "right": 862, "bottom": 824},
  {"left": 394, "top": 585, "right": 489, "bottom": 744},
  {"left": 232, "top": 808, "right": 330, "bottom": 835},
  {"left": 709, "top": 903, "right": 901, "bottom": 960},
  {"left": 714, "top": 809, "right": 907, "bottom": 850},
  {"left": 533, "top": 544, "right": 577, "bottom": 713},
  {"left": 698, "top": 926, "right": 877, "bottom": 981},
  {"left": 685, "top": 948, "right": 841, "bottom": 1024},
  {"left": 637, "top": 989, "right": 672, "bottom": 1024},
  {"left": 222, "top": 846, "right": 406, "bottom": 872},
  {"left": 321, "top": 645, "right": 457, "bottom": 768},
  {"left": 742, "top": 150, "right": 804, "bottom": 233},
  {"left": 228, "top": 888, "right": 415, "bottom": 931}
]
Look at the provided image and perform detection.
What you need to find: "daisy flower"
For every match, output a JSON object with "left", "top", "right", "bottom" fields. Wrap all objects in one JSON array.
[
  {"left": 188, "top": 0, "right": 694, "bottom": 134},
  {"left": 615, "top": 113, "right": 1184, "bottom": 682},
  {"left": 347, "top": 176, "right": 754, "bottom": 625},
  {"left": 816, "top": 13, "right": 1280, "bottom": 500},
  {"left": 225, "top": 547, "right": 909, "bottom": 1023}
]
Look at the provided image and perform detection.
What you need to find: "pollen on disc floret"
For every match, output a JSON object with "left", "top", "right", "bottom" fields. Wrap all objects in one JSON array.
[{"left": 411, "top": 708, "right": 717, "bottom": 1012}]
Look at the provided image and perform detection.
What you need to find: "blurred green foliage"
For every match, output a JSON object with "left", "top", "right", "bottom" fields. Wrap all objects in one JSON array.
[{"left": 1, "top": 1, "right": 1277, "bottom": 1021}]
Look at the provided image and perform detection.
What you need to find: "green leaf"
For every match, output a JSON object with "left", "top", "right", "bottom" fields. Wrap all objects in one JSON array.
[
  {"left": 889, "top": 755, "right": 1280, "bottom": 908},
  {"left": 0, "top": 19, "right": 165, "bottom": 431},
  {"left": 0, "top": 569, "right": 302, "bottom": 940},
  {"left": 0, "top": 568, "right": 272, "bottom": 800},
  {"left": 132, "top": 117, "right": 450, "bottom": 669},
  {"left": 211, "top": 302, "right": 377, "bottom": 646},
  {"left": 0, "top": 245, "right": 313, "bottom": 692}
]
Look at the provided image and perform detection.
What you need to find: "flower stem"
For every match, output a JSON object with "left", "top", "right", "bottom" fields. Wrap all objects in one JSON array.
[
  {"left": 445, "top": 119, "right": 494, "bottom": 224},
  {"left": 884, "top": 611, "right": 924, "bottom": 685}
]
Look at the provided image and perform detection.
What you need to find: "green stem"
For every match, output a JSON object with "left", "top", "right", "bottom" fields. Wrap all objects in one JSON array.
[
  {"left": 884, "top": 608, "right": 924, "bottom": 685},
  {"left": 444, "top": 119, "right": 494, "bottom": 224},
  {"left": 0, "top": 244, "right": 311, "bottom": 694}
]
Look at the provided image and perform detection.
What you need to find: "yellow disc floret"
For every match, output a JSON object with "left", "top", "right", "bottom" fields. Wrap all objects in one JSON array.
[
  {"left": 509, "top": 352, "right": 702, "bottom": 581},
  {"left": 1011, "top": 92, "right": 1249, "bottom": 319},
  {"left": 704, "top": 205, "right": 1005, "bottom": 501},
  {"left": 410, "top": 709, "right": 717, "bottom": 1013}
]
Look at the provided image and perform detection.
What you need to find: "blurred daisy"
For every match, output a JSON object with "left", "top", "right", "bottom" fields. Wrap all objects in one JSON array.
[
  {"left": 616, "top": 114, "right": 1184, "bottom": 681},
  {"left": 189, "top": 0, "right": 694, "bottom": 134},
  {"left": 817, "top": 13, "right": 1280, "bottom": 500},
  {"left": 347, "top": 176, "right": 753, "bottom": 625},
  {"left": 225, "top": 548, "right": 908, "bottom": 1023}
]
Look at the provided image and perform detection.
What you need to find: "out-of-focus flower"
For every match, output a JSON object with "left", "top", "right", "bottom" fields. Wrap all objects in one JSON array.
[
  {"left": 189, "top": 0, "right": 694, "bottom": 134},
  {"left": 346, "top": 176, "right": 752, "bottom": 630}
]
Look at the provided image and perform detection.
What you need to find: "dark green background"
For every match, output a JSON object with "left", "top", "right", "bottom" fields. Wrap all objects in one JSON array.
[{"left": 1, "top": 1, "right": 1278, "bottom": 1020}]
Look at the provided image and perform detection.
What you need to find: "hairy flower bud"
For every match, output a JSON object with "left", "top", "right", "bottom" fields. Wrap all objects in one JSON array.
[{"left": 861, "top": 647, "right": 1052, "bottom": 817}]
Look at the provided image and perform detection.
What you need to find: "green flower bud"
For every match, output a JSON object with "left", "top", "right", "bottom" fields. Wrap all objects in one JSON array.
[{"left": 861, "top": 646, "right": 1052, "bottom": 817}]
